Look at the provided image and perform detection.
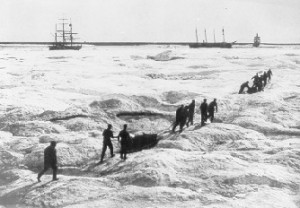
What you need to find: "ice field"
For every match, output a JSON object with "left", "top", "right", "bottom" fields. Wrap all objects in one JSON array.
[{"left": 0, "top": 44, "right": 299, "bottom": 208}]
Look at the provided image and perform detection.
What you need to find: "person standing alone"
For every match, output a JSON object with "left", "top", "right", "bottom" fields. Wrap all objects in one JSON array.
[
  {"left": 100, "top": 124, "right": 116, "bottom": 163},
  {"left": 37, "top": 141, "right": 58, "bottom": 182}
]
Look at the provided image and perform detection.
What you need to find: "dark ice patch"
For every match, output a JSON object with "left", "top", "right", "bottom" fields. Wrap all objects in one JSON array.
[
  {"left": 188, "top": 65, "right": 209, "bottom": 69},
  {"left": 145, "top": 71, "right": 218, "bottom": 80},
  {"left": 285, "top": 53, "right": 298, "bottom": 57},
  {"left": 223, "top": 56, "right": 239, "bottom": 60},
  {"left": 47, "top": 56, "right": 70, "bottom": 59}
]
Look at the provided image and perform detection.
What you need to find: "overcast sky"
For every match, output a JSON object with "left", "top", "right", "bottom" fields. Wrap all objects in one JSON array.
[{"left": 1, "top": 0, "right": 300, "bottom": 43}]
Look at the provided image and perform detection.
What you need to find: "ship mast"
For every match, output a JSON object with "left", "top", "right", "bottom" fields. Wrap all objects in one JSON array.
[
  {"left": 59, "top": 18, "right": 68, "bottom": 43},
  {"left": 55, "top": 24, "right": 57, "bottom": 43},
  {"left": 195, "top": 28, "right": 199, "bottom": 43},
  {"left": 204, "top": 29, "right": 207, "bottom": 43},
  {"left": 63, "top": 19, "right": 65, "bottom": 43},
  {"left": 222, "top": 28, "right": 225, "bottom": 42},
  {"left": 70, "top": 18, "right": 73, "bottom": 46},
  {"left": 214, "top": 29, "right": 216, "bottom": 43}
]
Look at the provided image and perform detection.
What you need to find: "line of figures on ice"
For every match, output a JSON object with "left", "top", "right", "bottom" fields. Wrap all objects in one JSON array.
[
  {"left": 36, "top": 71, "right": 272, "bottom": 182},
  {"left": 172, "top": 98, "right": 218, "bottom": 132},
  {"left": 37, "top": 99, "right": 218, "bottom": 182},
  {"left": 239, "top": 69, "right": 273, "bottom": 94},
  {"left": 37, "top": 124, "right": 135, "bottom": 182}
]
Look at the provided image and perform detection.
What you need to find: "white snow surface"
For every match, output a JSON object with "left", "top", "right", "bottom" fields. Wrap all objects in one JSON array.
[{"left": 0, "top": 44, "right": 300, "bottom": 208}]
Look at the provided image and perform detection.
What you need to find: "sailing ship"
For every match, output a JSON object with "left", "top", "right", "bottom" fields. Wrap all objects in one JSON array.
[
  {"left": 49, "top": 19, "right": 82, "bottom": 50},
  {"left": 253, "top": 33, "right": 260, "bottom": 47},
  {"left": 189, "top": 28, "right": 234, "bottom": 48}
]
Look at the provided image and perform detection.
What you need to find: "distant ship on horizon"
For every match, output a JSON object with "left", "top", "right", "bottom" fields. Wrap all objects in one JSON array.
[
  {"left": 49, "top": 18, "right": 82, "bottom": 50},
  {"left": 253, "top": 33, "right": 261, "bottom": 47},
  {"left": 189, "top": 28, "right": 235, "bottom": 48}
]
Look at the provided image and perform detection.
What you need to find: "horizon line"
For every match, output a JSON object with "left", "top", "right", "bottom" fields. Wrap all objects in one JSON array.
[{"left": 1, "top": 42, "right": 300, "bottom": 46}]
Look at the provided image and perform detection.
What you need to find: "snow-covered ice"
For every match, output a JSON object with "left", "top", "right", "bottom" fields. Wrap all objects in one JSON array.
[{"left": 0, "top": 44, "right": 299, "bottom": 208}]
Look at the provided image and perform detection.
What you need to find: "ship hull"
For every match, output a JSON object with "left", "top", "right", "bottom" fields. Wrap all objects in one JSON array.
[
  {"left": 189, "top": 42, "right": 232, "bottom": 48},
  {"left": 49, "top": 45, "right": 82, "bottom": 50}
]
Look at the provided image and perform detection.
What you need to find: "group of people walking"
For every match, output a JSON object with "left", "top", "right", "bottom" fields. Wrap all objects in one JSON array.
[
  {"left": 200, "top": 98, "right": 218, "bottom": 126},
  {"left": 37, "top": 69, "right": 274, "bottom": 182},
  {"left": 37, "top": 97, "right": 220, "bottom": 182},
  {"left": 172, "top": 98, "right": 218, "bottom": 132},
  {"left": 37, "top": 124, "right": 132, "bottom": 182},
  {"left": 239, "top": 69, "right": 273, "bottom": 94},
  {"left": 172, "top": 100, "right": 195, "bottom": 132},
  {"left": 101, "top": 124, "right": 131, "bottom": 162}
]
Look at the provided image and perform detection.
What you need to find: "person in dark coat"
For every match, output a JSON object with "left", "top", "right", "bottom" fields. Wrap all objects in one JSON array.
[
  {"left": 239, "top": 81, "right": 250, "bottom": 94},
  {"left": 100, "top": 124, "right": 116, "bottom": 163},
  {"left": 263, "top": 71, "right": 268, "bottom": 86},
  {"left": 118, "top": 124, "right": 131, "bottom": 160},
  {"left": 200, "top": 99, "right": 208, "bottom": 126},
  {"left": 172, "top": 105, "right": 184, "bottom": 132},
  {"left": 207, "top": 99, "right": 218, "bottom": 122},
  {"left": 37, "top": 141, "right": 58, "bottom": 182},
  {"left": 251, "top": 73, "right": 259, "bottom": 84},
  {"left": 267, "top": 69, "right": 273, "bottom": 81},
  {"left": 257, "top": 76, "right": 264, "bottom": 92},
  {"left": 180, "top": 105, "right": 189, "bottom": 130},
  {"left": 186, "top": 100, "right": 195, "bottom": 126}
]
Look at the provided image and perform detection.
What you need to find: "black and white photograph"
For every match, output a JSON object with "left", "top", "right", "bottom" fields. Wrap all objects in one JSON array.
[{"left": 0, "top": 0, "right": 300, "bottom": 207}]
